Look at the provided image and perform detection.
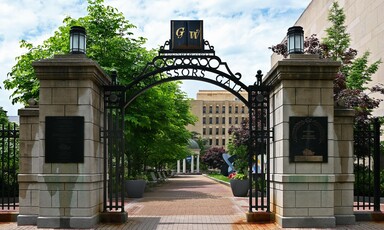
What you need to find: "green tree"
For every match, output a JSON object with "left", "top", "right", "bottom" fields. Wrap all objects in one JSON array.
[
  {"left": 0, "top": 107, "right": 9, "bottom": 124},
  {"left": 270, "top": 1, "right": 383, "bottom": 124},
  {"left": 4, "top": 0, "right": 196, "bottom": 175}
]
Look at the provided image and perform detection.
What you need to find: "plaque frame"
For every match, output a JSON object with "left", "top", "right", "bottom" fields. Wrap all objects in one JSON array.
[
  {"left": 45, "top": 116, "right": 84, "bottom": 163},
  {"left": 289, "top": 116, "right": 328, "bottom": 163}
]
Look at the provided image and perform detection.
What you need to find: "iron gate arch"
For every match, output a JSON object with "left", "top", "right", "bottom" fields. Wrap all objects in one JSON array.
[{"left": 102, "top": 40, "right": 272, "bottom": 214}]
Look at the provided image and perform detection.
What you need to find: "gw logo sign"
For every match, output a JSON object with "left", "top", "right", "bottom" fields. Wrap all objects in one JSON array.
[{"left": 171, "top": 20, "right": 203, "bottom": 51}]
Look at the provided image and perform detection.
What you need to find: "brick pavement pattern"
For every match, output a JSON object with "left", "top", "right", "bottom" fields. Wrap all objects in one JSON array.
[{"left": 1, "top": 174, "right": 384, "bottom": 229}]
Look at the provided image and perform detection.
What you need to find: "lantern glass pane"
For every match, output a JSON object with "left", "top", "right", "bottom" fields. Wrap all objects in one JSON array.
[
  {"left": 74, "top": 34, "right": 79, "bottom": 51},
  {"left": 80, "top": 35, "right": 85, "bottom": 51},
  {"left": 288, "top": 36, "right": 294, "bottom": 51},
  {"left": 295, "top": 35, "right": 301, "bottom": 50}
]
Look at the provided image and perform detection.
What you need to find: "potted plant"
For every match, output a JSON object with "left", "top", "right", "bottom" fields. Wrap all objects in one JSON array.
[
  {"left": 125, "top": 173, "right": 147, "bottom": 198},
  {"left": 227, "top": 119, "right": 251, "bottom": 197},
  {"left": 227, "top": 143, "right": 249, "bottom": 197}
]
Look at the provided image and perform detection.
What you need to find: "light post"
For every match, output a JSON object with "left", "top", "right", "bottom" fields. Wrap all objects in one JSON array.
[
  {"left": 287, "top": 26, "right": 304, "bottom": 54},
  {"left": 70, "top": 26, "right": 86, "bottom": 54}
]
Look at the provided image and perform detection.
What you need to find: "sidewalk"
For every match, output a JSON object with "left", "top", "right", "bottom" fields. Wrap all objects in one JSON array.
[{"left": 1, "top": 174, "right": 384, "bottom": 229}]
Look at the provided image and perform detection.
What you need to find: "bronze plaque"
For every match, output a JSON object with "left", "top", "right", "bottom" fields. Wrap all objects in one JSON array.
[
  {"left": 289, "top": 117, "right": 328, "bottom": 163},
  {"left": 45, "top": 116, "right": 84, "bottom": 163}
]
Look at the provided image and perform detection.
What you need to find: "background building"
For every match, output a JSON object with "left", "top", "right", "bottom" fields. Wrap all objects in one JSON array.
[
  {"left": 272, "top": 0, "right": 384, "bottom": 115},
  {"left": 187, "top": 90, "right": 248, "bottom": 149}
]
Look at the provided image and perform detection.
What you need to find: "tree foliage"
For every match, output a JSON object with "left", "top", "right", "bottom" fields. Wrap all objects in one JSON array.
[
  {"left": 201, "top": 146, "right": 226, "bottom": 169},
  {"left": 228, "top": 119, "right": 249, "bottom": 175},
  {"left": 269, "top": 2, "right": 382, "bottom": 124},
  {"left": 4, "top": 0, "right": 196, "bottom": 175}
]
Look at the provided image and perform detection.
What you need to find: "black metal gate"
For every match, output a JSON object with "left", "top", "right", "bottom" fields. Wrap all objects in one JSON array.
[
  {"left": 102, "top": 38, "right": 271, "bottom": 214},
  {"left": 0, "top": 122, "right": 19, "bottom": 211},
  {"left": 248, "top": 73, "right": 272, "bottom": 212},
  {"left": 354, "top": 118, "right": 381, "bottom": 211}
]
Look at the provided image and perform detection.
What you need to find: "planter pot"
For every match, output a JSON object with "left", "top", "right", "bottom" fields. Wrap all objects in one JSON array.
[
  {"left": 125, "top": 179, "right": 146, "bottom": 198},
  {"left": 230, "top": 179, "right": 249, "bottom": 197}
]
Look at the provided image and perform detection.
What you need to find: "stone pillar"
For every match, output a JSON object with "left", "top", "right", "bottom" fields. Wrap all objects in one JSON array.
[
  {"left": 183, "top": 159, "right": 186, "bottom": 173},
  {"left": 177, "top": 160, "right": 181, "bottom": 174},
  {"left": 333, "top": 108, "right": 355, "bottom": 224},
  {"left": 17, "top": 54, "right": 110, "bottom": 228},
  {"left": 191, "top": 155, "right": 194, "bottom": 173},
  {"left": 18, "top": 106, "right": 39, "bottom": 225},
  {"left": 196, "top": 154, "right": 200, "bottom": 173},
  {"left": 265, "top": 54, "right": 342, "bottom": 228}
]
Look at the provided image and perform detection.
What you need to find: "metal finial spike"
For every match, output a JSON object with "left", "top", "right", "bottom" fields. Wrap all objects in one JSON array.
[
  {"left": 111, "top": 71, "right": 117, "bottom": 85},
  {"left": 255, "top": 70, "right": 263, "bottom": 86}
]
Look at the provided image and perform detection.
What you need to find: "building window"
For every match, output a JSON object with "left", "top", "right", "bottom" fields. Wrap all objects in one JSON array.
[
  {"left": 241, "top": 106, "right": 245, "bottom": 114},
  {"left": 235, "top": 106, "right": 238, "bottom": 113},
  {"left": 209, "top": 117, "right": 212, "bottom": 124},
  {"left": 203, "top": 117, "right": 206, "bottom": 124},
  {"left": 216, "top": 139, "right": 219, "bottom": 146},
  {"left": 209, "top": 139, "right": 212, "bottom": 145},
  {"left": 222, "top": 105, "right": 225, "bottom": 113},
  {"left": 222, "top": 117, "right": 225, "bottom": 124},
  {"left": 209, "top": 128, "right": 212, "bottom": 135},
  {"left": 229, "top": 117, "right": 232, "bottom": 124},
  {"left": 229, "top": 106, "right": 232, "bottom": 114},
  {"left": 222, "top": 128, "right": 225, "bottom": 135},
  {"left": 242, "top": 117, "right": 245, "bottom": 122},
  {"left": 203, "top": 128, "right": 206, "bottom": 135},
  {"left": 222, "top": 139, "right": 226, "bottom": 145},
  {"left": 216, "top": 117, "right": 219, "bottom": 124},
  {"left": 235, "top": 117, "right": 238, "bottom": 124},
  {"left": 209, "top": 105, "right": 213, "bottom": 113},
  {"left": 216, "top": 128, "right": 219, "bottom": 135},
  {"left": 203, "top": 106, "right": 206, "bottom": 114},
  {"left": 216, "top": 105, "right": 219, "bottom": 113}
]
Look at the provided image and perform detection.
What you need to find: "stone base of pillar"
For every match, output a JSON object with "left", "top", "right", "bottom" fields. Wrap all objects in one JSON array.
[
  {"left": 276, "top": 215, "right": 336, "bottom": 228},
  {"left": 17, "top": 215, "right": 38, "bottom": 225},
  {"left": 37, "top": 215, "right": 99, "bottom": 229},
  {"left": 246, "top": 211, "right": 274, "bottom": 223},
  {"left": 99, "top": 211, "right": 128, "bottom": 223},
  {"left": 335, "top": 215, "right": 356, "bottom": 225}
]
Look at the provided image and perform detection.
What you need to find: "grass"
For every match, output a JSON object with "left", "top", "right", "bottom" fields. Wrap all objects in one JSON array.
[{"left": 206, "top": 173, "right": 230, "bottom": 183}]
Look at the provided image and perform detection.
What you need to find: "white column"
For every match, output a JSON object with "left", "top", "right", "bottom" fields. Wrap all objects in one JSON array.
[
  {"left": 191, "top": 155, "right": 194, "bottom": 173},
  {"left": 177, "top": 160, "right": 180, "bottom": 174},
  {"left": 196, "top": 154, "right": 200, "bottom": 173},
  {"left": 183, "top": 159, "right": 186, "bottom": 173}
]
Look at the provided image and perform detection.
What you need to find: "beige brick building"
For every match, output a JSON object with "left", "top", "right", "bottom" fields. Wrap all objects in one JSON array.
[
  {"left": 187, "top": 90, "right": 248, "bottom": 149},
  {"left": 272, "top": 0, "right": 384, "bottom": 115}
]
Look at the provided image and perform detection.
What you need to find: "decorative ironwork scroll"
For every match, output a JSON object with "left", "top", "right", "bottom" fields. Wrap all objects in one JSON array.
[{"left": 124, "top": 40, "right": 248, "bottom": 108}]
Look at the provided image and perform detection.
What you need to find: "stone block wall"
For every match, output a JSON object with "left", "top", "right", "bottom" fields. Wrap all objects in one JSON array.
[
  {"left": 18, "top": 54, "right": 110, "bottom": 228},
  {"left": 264, "top": 54, "right": 350, "bottom": 228},
  {"left": 18, "top": 107, "right": 39, "bottom": 225}
]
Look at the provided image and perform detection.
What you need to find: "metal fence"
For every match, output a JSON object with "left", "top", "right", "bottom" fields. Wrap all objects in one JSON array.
[
  {"left": 0, "top": 122, "right": 19, "bottom": 210},
  {"left": 353, "top": 118, "right": 381, "bottom": 211}
]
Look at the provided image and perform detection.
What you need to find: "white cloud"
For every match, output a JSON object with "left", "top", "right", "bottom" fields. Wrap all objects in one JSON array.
[{"left": 0, "top": 0, "right": 311, "bottom": 115}]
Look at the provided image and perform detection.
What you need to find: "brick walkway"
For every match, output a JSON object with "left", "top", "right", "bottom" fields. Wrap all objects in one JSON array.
[{"left": 1, "top": 174, "right": 384, "bottom": 229}]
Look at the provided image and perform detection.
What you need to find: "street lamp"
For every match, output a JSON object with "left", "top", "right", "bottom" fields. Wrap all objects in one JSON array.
[
  {"left": 287, "top": 26, "right": 304, "bottom": 54},
  {"left": 70, "top": 26, "right": 86, "bottom": 54}
]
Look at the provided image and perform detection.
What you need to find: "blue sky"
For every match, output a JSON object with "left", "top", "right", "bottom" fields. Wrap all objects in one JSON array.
[{"left": 0, "top": 0, "right": 311, "bottom": 116}]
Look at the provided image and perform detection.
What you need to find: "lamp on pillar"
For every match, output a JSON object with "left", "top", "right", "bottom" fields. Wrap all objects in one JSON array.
[
  {"left": 287, "top": 26, "right": 304, "bottom": 54},
  {"left": 70, "top": 26, "right": 87, "bottom": 54}
]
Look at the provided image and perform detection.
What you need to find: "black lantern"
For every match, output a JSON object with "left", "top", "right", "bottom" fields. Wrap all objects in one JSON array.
[
  {"left": 70, "top": 26, "right": 86, "bottom": 54},
  {"left": 287, "top": 26, "right": 304, "bottom": 54}
]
